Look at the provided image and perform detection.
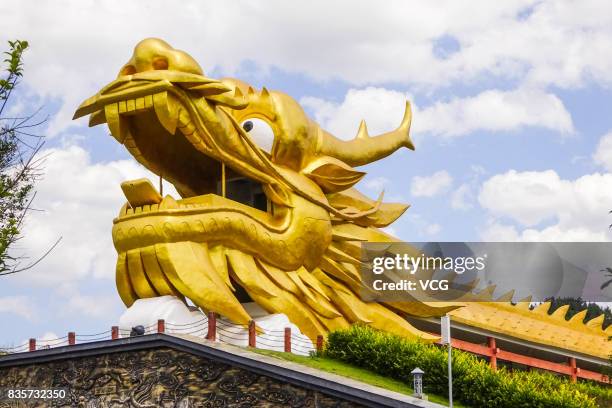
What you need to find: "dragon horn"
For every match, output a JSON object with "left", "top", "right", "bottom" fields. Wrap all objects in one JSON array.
[{"left": 316, "top": 101, "right": 414, "bottom": 167}]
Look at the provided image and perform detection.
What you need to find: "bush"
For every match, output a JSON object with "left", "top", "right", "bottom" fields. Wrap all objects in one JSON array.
[
  {"left": 575, "top": 380, "right": 612, "bottom": 408},
  {"left": 325, "top": 325, "right": 610, "bottom": 408}
]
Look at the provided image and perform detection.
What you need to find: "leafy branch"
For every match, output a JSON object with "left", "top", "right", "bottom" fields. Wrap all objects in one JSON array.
[{"left": 0, "top": 39, "right": 58, "bottom": 275}]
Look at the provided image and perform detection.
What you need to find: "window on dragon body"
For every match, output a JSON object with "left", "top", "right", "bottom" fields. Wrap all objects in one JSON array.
[{"left": 216, "top": 177, "right": 269, "bottom": 213}]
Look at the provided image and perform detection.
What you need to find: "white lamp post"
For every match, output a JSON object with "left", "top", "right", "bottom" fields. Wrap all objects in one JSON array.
[
  {"left": 441, "top": 314, "right": 453, "bottom": 408},
  {"left": 411, "top": 367, "right": 424, "bottom": 399}
]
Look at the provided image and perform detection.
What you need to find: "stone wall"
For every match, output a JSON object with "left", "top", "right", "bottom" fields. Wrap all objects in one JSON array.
[{"left": 0, "top": 347, "right": 361, "bottom": 407}]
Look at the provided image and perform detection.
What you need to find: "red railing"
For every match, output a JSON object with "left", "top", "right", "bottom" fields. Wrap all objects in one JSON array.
[
  {"left": 2, "top": 314, "right": 323, "bottom": 357},
  {"left": 439, "top": 335, "right": 609, "bottom": 384},
  {"left": 3, "top": 318, "right": 608, "bottom": 384}
]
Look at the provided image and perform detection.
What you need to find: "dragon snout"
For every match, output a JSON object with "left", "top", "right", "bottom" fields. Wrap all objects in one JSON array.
[{"left": 118, "top": 37, "right": 204, "bottom": 77}]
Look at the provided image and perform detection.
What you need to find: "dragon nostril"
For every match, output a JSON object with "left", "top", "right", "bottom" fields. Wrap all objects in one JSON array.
[
  {"left": 152, "top": 57, "right": 169, "bottom": 70},
  {"left": 120, "top": 65, "right": 136, "bottom": 76}
]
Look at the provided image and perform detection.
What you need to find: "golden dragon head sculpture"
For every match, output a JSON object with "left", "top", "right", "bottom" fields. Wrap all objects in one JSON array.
[
  {"left": 72, "top": 39, "right": 612, "bottom": 358},
  {"left": 71, "top": 38, "right": 465, "bottom": 342}
]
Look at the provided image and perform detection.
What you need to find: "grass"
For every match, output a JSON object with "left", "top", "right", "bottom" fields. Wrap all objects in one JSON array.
[{"left": 251, "top": 348, "right": 466, "bottom": 407}]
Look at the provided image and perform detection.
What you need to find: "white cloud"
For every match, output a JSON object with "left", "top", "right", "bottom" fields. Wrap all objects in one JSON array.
[
  {"left": 403, "top": 213, "right": 445, "bottom": 239},
  {"left": 594, "top": 130, "right": 612, "bottom": 172},
  {"left": 411, "top": 170, "right": 453, "bottom": 197},
  {"left": 451, "top": 183, "right": 473, "bottom": 210},
  {"left": 382, "top": 227, "right": 397, "bottom": 237},
  {"left": 424, "top": 223, "right": 442, "bottom": 236},
  {"left": 302, "top": 86, "right": 573, "bottom": 142},
  {"left": 480, "top": 220, "right": 611, "bottom": 242},
  {"left": 479, "top": 170, "right": 612, "bottom": 241},
  {"left": 1, "top": 0, "right": 607, "bottom": 135},
  {"left": 415, "top": 88, "right": 573, "bottom": 137},
  {"left": 65, "top": 293, "right": 119, "bottom": 319},
  {"left": 0, "top": 296, "right": 35, "bottom": 320},
  {"left": 11, "top": 144, "right": 175, "bottom": 286},
  {"left": 479, "top": 170, "right": 564, "bottom": 226},
  {"left": 38, "top": 332, "right": 59, "bottom": 341},
  {"left": 479, "top": 220, "right": 521, "bottom": 241},
  {"left": 364, "top": 176, "right": 390, "bottom": 191}
]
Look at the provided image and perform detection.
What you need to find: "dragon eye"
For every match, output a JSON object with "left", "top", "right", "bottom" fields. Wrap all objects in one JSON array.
[{"left": 241, "top": 118, "right": 274, "bottom": 153}]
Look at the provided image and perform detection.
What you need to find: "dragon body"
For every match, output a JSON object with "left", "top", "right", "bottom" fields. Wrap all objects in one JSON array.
[{"left": 74, "top": 39, "right": 610, "bottom": 360}]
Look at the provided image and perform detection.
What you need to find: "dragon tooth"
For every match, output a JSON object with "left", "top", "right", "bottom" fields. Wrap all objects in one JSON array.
[
  {"left": 104, "top": 103, "right": 128, "bottom": 143},
  {"left": 153, "top": 92, "right": 179, "bottom": 135},
  {"left": 126, "top": 98, "right": 136, "bottom": 112},
  {"left": 119, "top": 202, "right": 128, "bottom": 217},
  {"left": 135, "top": 97, "right": 145, "bottom": 110},
  {"left": 159, "top": 195, "right": 178, "bottom": 209}
]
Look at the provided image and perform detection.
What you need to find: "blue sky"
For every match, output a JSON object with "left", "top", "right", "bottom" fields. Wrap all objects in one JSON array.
[{"left": 1, "top": 0, "right": 612, "bottom": 347}]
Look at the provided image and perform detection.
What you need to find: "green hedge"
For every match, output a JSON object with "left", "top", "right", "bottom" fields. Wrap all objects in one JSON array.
[
  {"left": 324, "top": 325, "right": 611, "bottom": 408},
  {"left": 574, "top": 380, "right": 612, "bottom": 408}
]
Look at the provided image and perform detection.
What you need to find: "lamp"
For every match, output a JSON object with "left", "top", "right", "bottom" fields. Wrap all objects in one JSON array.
[
  {"left": 411, "top": 367, "right": 425, "bottom": 399},
  {"left": 130, "top": 325, "right": 145, "bottom": 337}
]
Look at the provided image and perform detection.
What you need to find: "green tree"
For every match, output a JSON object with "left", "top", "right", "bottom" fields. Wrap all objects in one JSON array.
[
  {"left": 545, "top": 297, "right": 611, "bottom": 329},
  {"left": 605, "top": 211, "right": 612, "bottom": 289},
  {"left": 602, "top": 266, "right": 612, "bottom": 290},
  {"left": 545, "top": 297, "right": 612, "bottom": 378},
  {"left": 0, "top": 40, "right": 54, "bottom": 275}
]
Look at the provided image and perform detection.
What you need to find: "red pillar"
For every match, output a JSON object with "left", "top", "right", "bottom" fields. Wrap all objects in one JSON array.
[
  {"left": 568, "top": 357, "right": 577, "bottom": 383},
  {"left": 284, "top": 327, "right": 291, "bottom": 353},
  {"left": 488, "top": 337, "right": 497, "bottom": 371},
  {"left": 28, "top": 338, "right": 36, "bottom": 352},
  {"left": 157, "top": 319, "right": 165, "bottom": 334},
  {"left": 316, "top": 335, "right": 324, "bottom": 353},
  {"left": 207, "top": 312, "right": 216, "bottom": 341},
  {"left": 248, "top": 320, "right": 256, "bottom": 348},
  {"left": 111, "top": 326, "right": 119, "bottom": 340},
  {"left": 68, "top": 332, "right": 76, "bottom": 346}
]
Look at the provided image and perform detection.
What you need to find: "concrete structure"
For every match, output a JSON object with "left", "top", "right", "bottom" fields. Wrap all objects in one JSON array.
[{"left": 0, "top": 334, "right": 442, "bottom": 408}]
